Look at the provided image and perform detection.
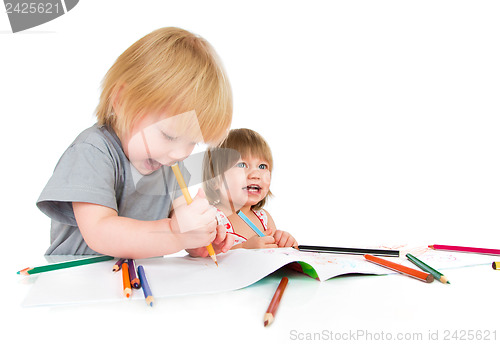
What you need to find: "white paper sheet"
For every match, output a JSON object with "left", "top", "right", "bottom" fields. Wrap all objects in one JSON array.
[{"left": 21, "top": 247, "right": 493, "bottom": 307}]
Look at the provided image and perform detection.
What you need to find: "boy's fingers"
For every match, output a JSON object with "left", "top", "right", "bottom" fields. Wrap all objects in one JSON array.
[
  {"left": 172, "top": 195, "right": 188, "bottom": 208},
  {"left": 213, "top": 225, "right": 226, "bottom": 244},
  {"left": 219, "top": 231, "right": 235, "bottom": 253},
  {"left": 194, "top": 188, "right": 206, "bottom": 200}
]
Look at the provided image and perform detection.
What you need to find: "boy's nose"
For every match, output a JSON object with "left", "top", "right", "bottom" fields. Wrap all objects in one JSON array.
[{"left": 164, "top": 146, "right": 193, "bottom": 165}]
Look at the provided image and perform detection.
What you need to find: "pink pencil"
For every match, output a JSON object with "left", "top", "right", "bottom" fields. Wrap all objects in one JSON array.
[{"left": 429, "top": 245, "right": 500, "bottom": 256}]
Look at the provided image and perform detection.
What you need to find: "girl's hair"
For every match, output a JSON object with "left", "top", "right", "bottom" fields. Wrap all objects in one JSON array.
[
  {"left": 203, "top": 128, "right": 273, "bottom": 211},
  {"left": 95, "top": 27, "right": 232, "bottom": 145}
]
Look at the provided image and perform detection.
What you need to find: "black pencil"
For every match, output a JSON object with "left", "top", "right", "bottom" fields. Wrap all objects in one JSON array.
[{"left": 298, "top": 245, "right": 399, "bottom": 257}]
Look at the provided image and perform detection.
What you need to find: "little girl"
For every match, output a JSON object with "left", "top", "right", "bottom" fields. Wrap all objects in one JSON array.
[{"left": 203, "top": 128, "right": 297, "bottom": 249}]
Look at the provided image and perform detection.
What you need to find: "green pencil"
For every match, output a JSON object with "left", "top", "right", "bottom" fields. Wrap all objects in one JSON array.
[
  {"left": 406, "top": 253, "right": 450, "bottom": 284},
  {"left": 17, "top": 255, "right": 114, "bottom": 275}
]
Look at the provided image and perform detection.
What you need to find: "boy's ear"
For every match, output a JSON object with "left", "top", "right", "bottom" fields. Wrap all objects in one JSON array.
[{"left": 111, "top": 85, "right": 125, "bottom": 115}]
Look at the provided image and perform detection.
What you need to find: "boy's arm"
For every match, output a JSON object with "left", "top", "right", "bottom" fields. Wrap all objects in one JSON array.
[{"left": 73, "top": 194, "right": 217, "bottom": 259}]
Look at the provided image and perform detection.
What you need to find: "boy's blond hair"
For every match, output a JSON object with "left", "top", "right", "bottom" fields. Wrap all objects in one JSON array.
[
  {"left": 204, "top": 128, "right": 273, "bottom": 211},
  {"left": 96, "top": 27, "right": 232, "bottom": 145}
]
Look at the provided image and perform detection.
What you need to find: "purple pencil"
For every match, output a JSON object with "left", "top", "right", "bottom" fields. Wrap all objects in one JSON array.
[
  {"left": 127, "top": 259, "right": 141, "bottom": 289},
  {"left": 112, "top": 258, "right": 126, "bottom": 272}
]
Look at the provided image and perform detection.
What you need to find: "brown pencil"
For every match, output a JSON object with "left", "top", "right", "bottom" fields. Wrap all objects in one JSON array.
[
  {"left": 264, "top": 277, "right": 289, "bottom": 327},
  {"left": 364, "top": 255, "right": 434, "bottom": 283}
]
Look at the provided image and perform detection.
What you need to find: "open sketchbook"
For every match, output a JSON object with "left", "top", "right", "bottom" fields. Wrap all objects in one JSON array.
[{"left": 22, "top": 247, "right": 492, "bottom": 307}]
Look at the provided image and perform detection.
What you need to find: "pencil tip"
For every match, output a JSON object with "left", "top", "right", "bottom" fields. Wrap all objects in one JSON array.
[{"left": 264, "top": 320, "right": 269, "bottom": 327}]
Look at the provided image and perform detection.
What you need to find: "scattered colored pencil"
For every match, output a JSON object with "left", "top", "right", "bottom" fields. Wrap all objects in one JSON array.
[
  {"left": 406, "top": 253, "right": 449, "bottom": 284},
  {"left": 172, "top": 163, "right": 218, "bottom": 266},
  {"left": 298, "top": 245, "right": 399, "bottom": 257},
  {"left": 17, "top": 255, "right": 114, "bottom": 275},
  {"left": 429, "top": 244, "right": 500, "bottom": 256},
  {"left": 264, "top": 277, "right": 289, "bottom": 327},
  {"left": 127, "top": 259, "right": 141, "bottom": 289},
  {"left": 364, "top": 254, "right": 434, "bottom": 283},
  {"left": 237, "top": 210, "right": 265, "bottom": 237},
  {"left": 138, "top": 265, "right": 154, "bottom": 307},
  {"left": 112, "top": 258, "right": 126, "bottom": 272},
  {"left": 121, "top": 262, "right": 132, "bottom": 298},
  {"left": 493, "top": 262, "right": 500, "bottom": 270}
]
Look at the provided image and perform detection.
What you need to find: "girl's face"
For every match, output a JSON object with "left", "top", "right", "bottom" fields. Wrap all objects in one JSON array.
[
  {"left": 119, "top": 111, "right": 200, "bottom": 175},
  {"left": 218, "top": 155, "right": 271, "bottom": 212}
]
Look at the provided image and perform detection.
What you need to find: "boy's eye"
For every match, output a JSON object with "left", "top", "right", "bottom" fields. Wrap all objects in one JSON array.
[
  {"left": 236, "top": 162, "right": 247, "bottom": 168},
  {"left": 161, "top": 131, "right": 177, "bottom": 141},
  {"left": 259, "top": 164, "right": 268, "bottom": 170}
]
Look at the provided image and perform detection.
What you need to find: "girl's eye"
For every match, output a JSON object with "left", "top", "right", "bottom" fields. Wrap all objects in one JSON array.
[
  {"left": 236, "top": 162, "right": 247, "bottom": 168},
  {"left": 259, "top": 164, "right": 268, "bottom": 170}
]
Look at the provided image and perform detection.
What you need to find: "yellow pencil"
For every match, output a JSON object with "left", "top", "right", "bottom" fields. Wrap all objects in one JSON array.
[
  {"left": 493, "top": 262, "right": 500, "bottom": 270},
  {"left": 171, "top": 163, "right": 218, "bottom": 266}
]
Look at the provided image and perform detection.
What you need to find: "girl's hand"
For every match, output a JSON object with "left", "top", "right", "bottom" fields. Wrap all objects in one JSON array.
[
  {"left": 241, "top": 235, "right": 278, "bottom": 249},
  {"left": 186, "top": 224, "right": 235, "bottom": 257},
  {"left": 272, "top": 230, "right": 298, "bottom": 248}
]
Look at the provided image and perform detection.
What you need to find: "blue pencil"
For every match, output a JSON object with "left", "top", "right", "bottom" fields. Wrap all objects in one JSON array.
[
  {"left": 137, "top": 265, "right": 154, "bottom": 307},
  {"left": 237, "top": 211, "right": 265, "bottom": 237}
]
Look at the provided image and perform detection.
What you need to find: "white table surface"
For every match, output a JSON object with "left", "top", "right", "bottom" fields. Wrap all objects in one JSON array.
[{"left": 9, "top": 255, "right": 499, "bottom": 344}]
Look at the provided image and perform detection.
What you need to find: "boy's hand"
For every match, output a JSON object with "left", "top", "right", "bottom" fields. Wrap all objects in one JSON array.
[
  {"left": 171, "top": 189, "right": 218, "bottom": 249},
  {"left": 186, "top": 224, "right": 235, "bottom": 257},
  {"left": 241, "top": 235, "right": 278, "bottom": 249},
  {"left": 272, "top": 230, "right": 298, "bottom": 248}
]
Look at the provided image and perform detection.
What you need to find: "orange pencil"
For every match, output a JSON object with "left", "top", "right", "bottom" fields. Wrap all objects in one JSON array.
[
  {"left": 364, "top": 254, "right": 434, "bottom": 283},
  {"left": 264, "top": 277, "right": 289, "bottom": 327},
  {"left": 122, "top": 262, "right": 132, "bottom": 298}
]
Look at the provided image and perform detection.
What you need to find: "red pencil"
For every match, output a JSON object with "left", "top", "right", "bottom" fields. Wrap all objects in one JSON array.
[
  {"left": 264, "top": 277, "right": 289, "bottom": 327},
  {"left": 364, "top": 255, "right": 434, "bottom": 283},
  {"left": 429, "top": 245, "right": 500, "bottom": 256}
]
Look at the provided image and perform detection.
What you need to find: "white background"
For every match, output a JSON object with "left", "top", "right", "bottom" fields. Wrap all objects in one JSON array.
[{"left": 1, "top": 1, "right": 499, "bottom": 343}]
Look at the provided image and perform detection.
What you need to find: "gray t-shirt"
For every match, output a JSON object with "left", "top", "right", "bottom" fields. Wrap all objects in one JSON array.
[{"left": 37, "top": 124, "right": 188, "bottom": 255}]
